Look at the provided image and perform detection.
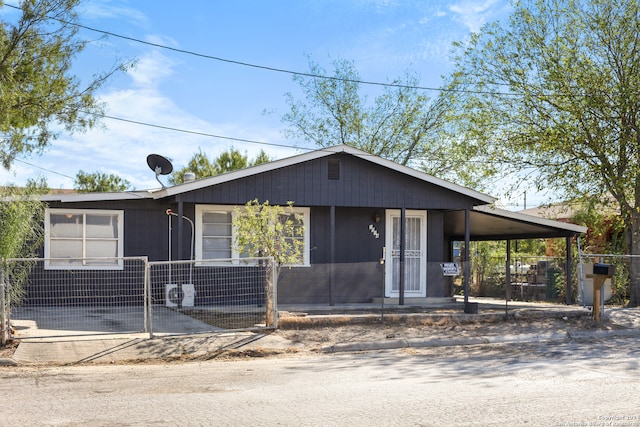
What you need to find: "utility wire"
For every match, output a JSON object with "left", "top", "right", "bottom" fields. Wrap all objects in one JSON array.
[
  {"left": 100, "top": 114, "right": 309, "bottom": 152},
  {"left": 4, "top": 1, "right": 611, "bottom": 103},
  {"left": 0, "top": 2, "right": 549, "bottom": 182},
  {"left": 100, "top": 113, "right": 509, "bottom": 165},
  {"left": 2, "top": 2, "right": 513, "bottom": 96},
  {"left": 14, "top": 158, "right": 75, "bottom": 181}
]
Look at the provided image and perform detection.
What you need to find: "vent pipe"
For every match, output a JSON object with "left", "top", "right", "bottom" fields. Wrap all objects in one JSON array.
[{"left": 183, "top": 172, "right": 196, "bottom": 183}]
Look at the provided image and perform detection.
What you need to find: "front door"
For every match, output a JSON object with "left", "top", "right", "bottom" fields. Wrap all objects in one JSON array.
[{"left": 385, "top": 210, "right": 427, "bottom": 297}]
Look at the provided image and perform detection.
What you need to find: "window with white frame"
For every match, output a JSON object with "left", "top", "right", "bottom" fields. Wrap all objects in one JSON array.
[
  {"left": 45, "top": 209, "right": 124, "bottom": 269},
  {"left": 195, "top": 205, "right": 310, "bottom": 266}
]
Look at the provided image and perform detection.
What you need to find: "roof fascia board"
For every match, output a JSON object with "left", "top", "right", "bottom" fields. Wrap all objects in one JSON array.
[
  {"left": 473, "top": 205, "right": 588, "bottom": 234},
  {"left": 40, "top": 191, "right": 152, "bottom": 203}
]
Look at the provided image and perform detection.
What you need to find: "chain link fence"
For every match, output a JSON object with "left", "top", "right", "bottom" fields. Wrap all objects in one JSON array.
[
  {"left": 460, "top": 256, "right": 571, "bottom": 303},
  {"left": 459, "top": 253, "right": 636, "bottom": 306},
  {"left": 2, "top": 257, "right": 276, "bottom": 339}
]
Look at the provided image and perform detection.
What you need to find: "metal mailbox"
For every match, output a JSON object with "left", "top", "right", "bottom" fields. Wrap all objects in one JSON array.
[
  {"left": 587, "top": 263, "right": 615, "bottom": 323},
  {"left": 593, "top": 263, "right": 615, "bottom": 277}
]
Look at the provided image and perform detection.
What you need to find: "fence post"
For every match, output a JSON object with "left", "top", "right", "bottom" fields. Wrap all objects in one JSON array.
[
  {"left": 265, "top": 257, "right": 277, "bottom": 328},
  {"left": 272, "top": 257, "right": 278, "bottom": 329},
  {"left": 1, "top": 281, "right": 5, "bottom": 346},
  {"left": 145, "top": 260, "right": 153, "bottom": 338}
]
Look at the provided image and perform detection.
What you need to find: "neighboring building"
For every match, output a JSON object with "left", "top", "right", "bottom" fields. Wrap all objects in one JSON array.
[
  {"left": 39, "top": 145, "right": 586, "bottom": 306},
  {"left": 520, "top": 200, "right": 620, "bottom": 254}
]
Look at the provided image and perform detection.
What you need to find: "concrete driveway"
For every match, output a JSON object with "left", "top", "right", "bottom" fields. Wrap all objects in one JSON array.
[{"left": 10, "top": 305, "right": 220, "bottom": 339}]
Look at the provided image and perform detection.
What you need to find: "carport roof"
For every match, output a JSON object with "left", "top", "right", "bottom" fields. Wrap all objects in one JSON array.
[{"left": 444, "top": 205, "right": 587, "bottom": 241}]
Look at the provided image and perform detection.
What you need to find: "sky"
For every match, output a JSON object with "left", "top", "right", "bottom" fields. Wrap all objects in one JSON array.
[{"left": 0, "top": 0, "right": 540, "bottom": 208}]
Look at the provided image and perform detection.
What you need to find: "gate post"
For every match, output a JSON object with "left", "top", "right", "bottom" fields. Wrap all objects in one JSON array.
[
  {"left": 144, "top": 259, "right": 153, "bottom": 338},
  {"left": 265, "top": 257, "right": 277, "bottom": 328},
  {"left": 1, "top": 282, "right": 6, "bottom": 346}
]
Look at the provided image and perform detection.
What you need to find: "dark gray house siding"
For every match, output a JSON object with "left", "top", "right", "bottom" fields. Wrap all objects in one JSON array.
[
  {"left": 42, "top": 151, "right": 484, "bottom": 305},
  {"left": 158, "top": 153, "right": 484, "bottom": 304},
  {"left": 175, "top": 154, "right": 485, "bottom": 209},
  {"left": 39, "top": 146, "right": 585, "bottom": 306}
]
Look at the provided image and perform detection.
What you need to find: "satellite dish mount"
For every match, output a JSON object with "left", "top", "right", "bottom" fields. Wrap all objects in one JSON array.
[{"left": 146, "top": 154, "right": 174, "bottom": 189}]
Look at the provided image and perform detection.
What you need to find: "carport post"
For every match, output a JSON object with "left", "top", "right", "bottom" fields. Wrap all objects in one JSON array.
[
  {"left": 463, "top": 208, "right": 471, "bottom": 306},
  {"left": 505, "top": 240, "right": 511, "bottom": 317},
  {"left": 565, "top": 237, "right": 572, "bottom": 305}
]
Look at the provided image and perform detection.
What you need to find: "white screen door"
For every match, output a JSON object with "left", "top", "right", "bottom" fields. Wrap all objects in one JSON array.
[{"left": 385, "top": 210, "right": 427, "bottom": 297}]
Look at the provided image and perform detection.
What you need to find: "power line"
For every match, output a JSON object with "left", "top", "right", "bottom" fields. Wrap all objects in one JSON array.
[
  {"left": 4, "top": 1, "right": 614, "bottom": 103},
  {"left": 14, "top": 109, "right": 511, "bottom": 182},
  {"left": 2, "top": 2, "right": 510, "bottom": 96},
  {"left": 0, "top": 2, "right": 556, "bottom": 182},
  {"left": 102, "top": 113, "right": 511, "bottom": 166},
  {"left": 14, "top": 158, "right": 75, "bottom": 181},
  {"left": 100, "top": 114, "right": 308, "bottom": 152}
]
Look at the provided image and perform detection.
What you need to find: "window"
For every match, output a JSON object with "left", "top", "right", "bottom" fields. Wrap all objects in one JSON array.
[
  {"left": 195, "top": 205, "right": 310, "bottom": 266},
  {"left": 280, "top": 211, "right": 306, "bottom": 265},
  {"left": 201, "top": 210, "right": 233, "bottom": 260},
  {"left": 45, "top": 209, "right": 124, "bottom": 270}
]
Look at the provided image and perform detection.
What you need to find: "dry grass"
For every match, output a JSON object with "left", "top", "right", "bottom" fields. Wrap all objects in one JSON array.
[{"left": 0, "top": 339, "right": 19, "bottom": 359}]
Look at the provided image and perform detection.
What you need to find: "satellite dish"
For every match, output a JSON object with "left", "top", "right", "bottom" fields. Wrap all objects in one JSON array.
[{"left": 146, "top": 154, "right": 173, "bottom": 188}]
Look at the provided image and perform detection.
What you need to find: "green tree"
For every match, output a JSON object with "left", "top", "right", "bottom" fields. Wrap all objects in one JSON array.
[
  {"left": 445, "top": 0, "right": 640, "bottom": 305},
  {"left": 232, "top": 199, "right": 305, "bottom": 326},
  {"left": 213, "top": 147, "right": 248, "bottom": 174},
  {"left": 279, "top": 57, "right": 487, "bottom": 186},
  {"left": 74, "top": 170, "right": 131, "bottom": 193},
  {"left": 169, "top": 149, "right": 217, "bottom": 185},
  {"left": 170, "top": 148, "right": 272, "bottom": 184},
  {"left": 0, "top": 178, "right": 48, "bottom": 307},
  {"left": 232, "top": 199, "right": 305, "bottom": 271},
  {"left": 0, "top": 0, "right": 127, "bottom": 168},
  {"left": 250, "top": 149, "right": 272, "bottom": 166}
]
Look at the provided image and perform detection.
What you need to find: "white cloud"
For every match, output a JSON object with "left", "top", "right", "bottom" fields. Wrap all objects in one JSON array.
[
  {"left": 1, "top": 47, "right": 299, "bottom": 191},
  {"left": 127, "top": 50, "right": 178, "bottom": 89},
  {"left": 81, "top": 0, "right": 148, "bottom": 26},
  {"left": 449, "top": 0, "right": 506, "bottom": 33}
]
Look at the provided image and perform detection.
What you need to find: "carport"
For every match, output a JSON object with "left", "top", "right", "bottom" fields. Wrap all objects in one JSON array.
[{"left": 444, "top": 205, "right": 588, "bottom": 309}]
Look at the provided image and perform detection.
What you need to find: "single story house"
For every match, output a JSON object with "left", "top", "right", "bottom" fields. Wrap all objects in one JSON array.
[{"left": 39, "top": 145, "right": 587, "bottom": 307}]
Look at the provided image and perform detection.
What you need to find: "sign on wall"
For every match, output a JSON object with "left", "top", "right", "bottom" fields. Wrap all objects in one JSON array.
[{"left": 440, "top": 262, "right": 460, "bottom": 276}]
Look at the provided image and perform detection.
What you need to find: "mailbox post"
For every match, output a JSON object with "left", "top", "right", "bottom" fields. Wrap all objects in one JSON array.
[{"left": 586, "top": 263, "right": 614, "bottom": 323}]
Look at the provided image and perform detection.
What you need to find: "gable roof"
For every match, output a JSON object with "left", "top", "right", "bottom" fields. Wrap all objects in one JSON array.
[
  {"left": 154, "top": 145, "right": 496, "bottom": 203},
  {"left": 43, "top": 145, "right": 497, "bottom": 204}
]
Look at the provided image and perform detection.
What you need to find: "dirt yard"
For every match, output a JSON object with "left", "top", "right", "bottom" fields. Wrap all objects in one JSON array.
[
  {"left": 274, "top": 315, "right": 618, "bottom": 349},
  {"left": 0, "top": 312, "right": 621, "bottom": 363}
]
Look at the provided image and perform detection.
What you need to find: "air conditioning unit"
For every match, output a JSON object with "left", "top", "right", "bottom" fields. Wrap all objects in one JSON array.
[
  {"left": 165, "top": 284, "right": 196, "bottom": 308},
  {"left": 165, "top": 284, "right": 180, "bottom": 308}
]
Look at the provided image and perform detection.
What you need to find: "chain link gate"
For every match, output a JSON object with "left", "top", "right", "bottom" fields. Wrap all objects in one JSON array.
[
  {"left": 5, "top": 257, "right": 149, "bottom": 339},
  {"left": 147, "top": 257, "right": 277, "bottom": 336}
]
